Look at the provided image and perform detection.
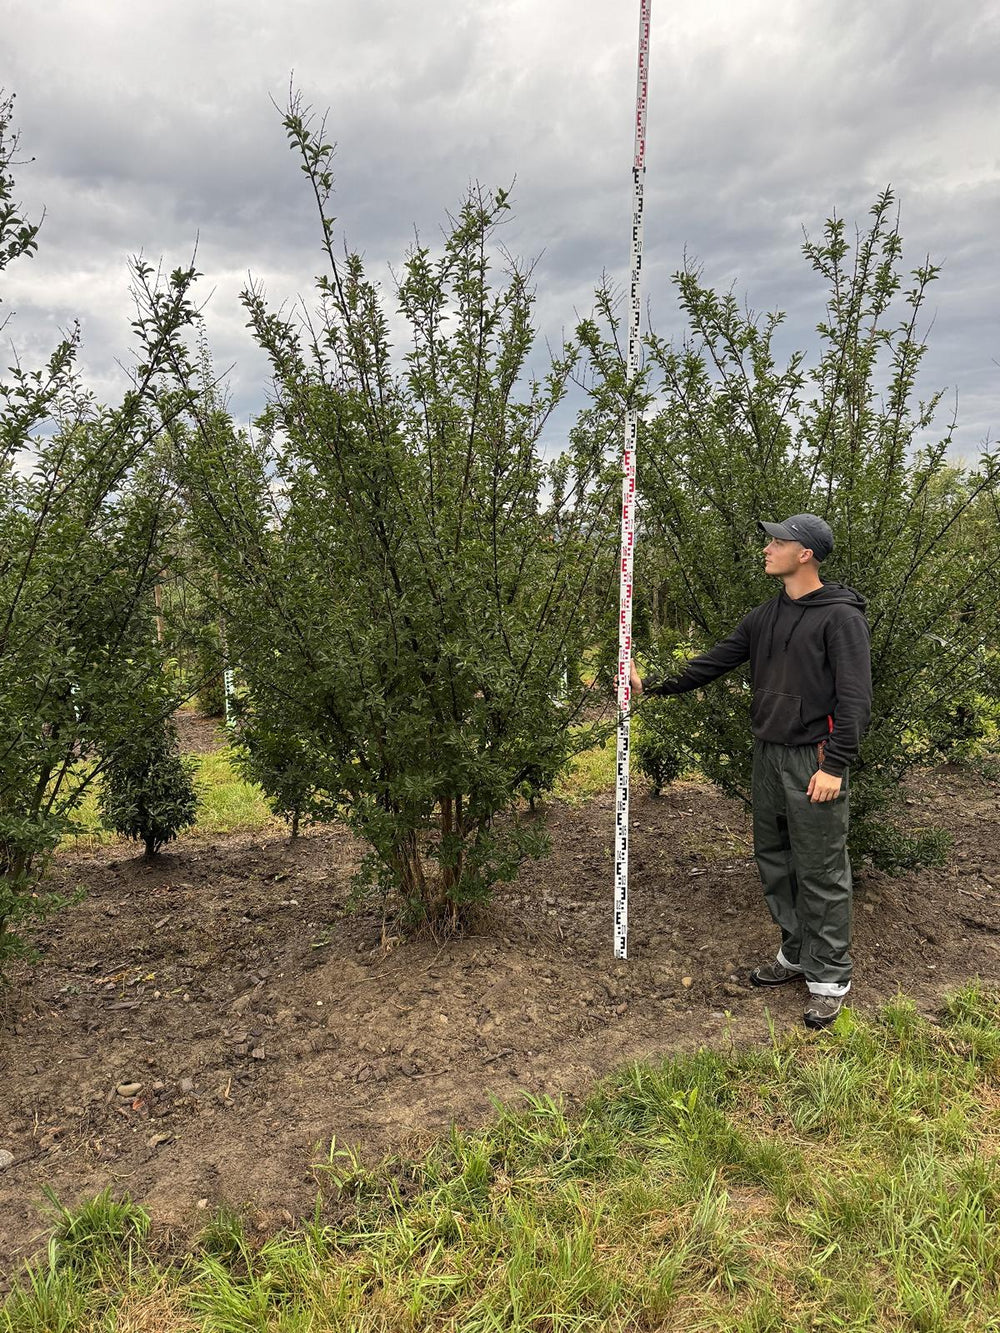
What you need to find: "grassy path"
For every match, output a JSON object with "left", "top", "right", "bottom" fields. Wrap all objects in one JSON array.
[{"left": 62, "top": 731, "right": 621, "bottom": 852}]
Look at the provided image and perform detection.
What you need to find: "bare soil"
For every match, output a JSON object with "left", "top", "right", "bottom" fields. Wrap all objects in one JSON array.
[
  {"left": 172, "top": 710, "right": 227, "bottom": 754},
  {"left": 1, "top": 727, "right": 998, "bottom": 1280}
]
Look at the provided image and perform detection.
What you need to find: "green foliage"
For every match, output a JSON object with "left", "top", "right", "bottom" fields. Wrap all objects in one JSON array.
[
  {"left": 153, "top": 337, "right": 238, "bottom": 720},
  {"left": 586, "top": 190, "right": 1000, "bottom": 868},
  {"left": 174, "top": 96, "right": 618, "bottom": 931},
  {"left": 633, "top": 699, "right": 686, "bottom": 795},
  {"left": 69, "top": 746, "right": 275, "bottom": 846},
  {"left": 849, "top": 820, "right": 951, "bottom": 875},
  {"left": 192, "top": 628, "right": 226, "bottom": 718},
  {"left": 0, "top": 92, "right": 200, "bottom": 971},
  {"left": 97, "top": 723, "right": 198, "bottom": 858},
  {"left": 232, "top": 707, "right": 318, "bottom": 838},
  {"left": 157, "top": 560, "right": 227, "bottom": 717},
  {"left": 551, "top": 729, "right": 619, "bottom": 806}
]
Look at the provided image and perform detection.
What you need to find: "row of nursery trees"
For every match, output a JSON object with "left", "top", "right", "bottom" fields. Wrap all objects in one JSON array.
[{"left": 3, "top": 91, "right": 1000, "bottom": 975}]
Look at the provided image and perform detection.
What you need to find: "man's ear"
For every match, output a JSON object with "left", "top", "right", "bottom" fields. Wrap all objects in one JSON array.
[{"left": 799, "top": 546, "right": 815, "bottom": 565}]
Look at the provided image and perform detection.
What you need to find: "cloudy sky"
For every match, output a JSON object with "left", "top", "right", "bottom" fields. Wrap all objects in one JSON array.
[{"left": 3, "top": 0, "right": 998, "bottom": 457}]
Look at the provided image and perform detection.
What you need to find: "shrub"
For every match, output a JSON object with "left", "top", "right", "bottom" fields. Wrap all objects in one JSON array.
[
  {"left": 232, "top": 705, "right": 320, "bottom": 838},
  {"left": 633, "top": 703, "right": 686, "bottom": 796},
  {"left": 98, "top": 724, "right": 199, "bottom": 858},
  {"left": 174, "top": 98, "right": 619, "bottom": 932}
]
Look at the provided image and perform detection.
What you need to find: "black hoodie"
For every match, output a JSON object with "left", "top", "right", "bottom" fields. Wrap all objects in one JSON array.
[{"left": 645, "top": 583, "right": 872, "bottom": 777}]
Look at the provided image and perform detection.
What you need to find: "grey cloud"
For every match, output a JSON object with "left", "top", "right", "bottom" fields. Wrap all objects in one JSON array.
[{"left": 2, "top": 0, "right": 997, "bottom": 450}]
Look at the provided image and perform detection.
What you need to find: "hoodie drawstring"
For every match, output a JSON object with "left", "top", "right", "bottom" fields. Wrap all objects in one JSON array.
[
  {"left": 783, "top": 606, "right": 808, "bottom": 653},
  {"left": 765, "top": 596, "right": 782, "bottom": 659}
]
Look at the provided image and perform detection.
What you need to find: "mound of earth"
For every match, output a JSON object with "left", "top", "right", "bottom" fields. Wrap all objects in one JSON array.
[{"left": 0, "top": 763, "right": 997, "bottom": 1279}]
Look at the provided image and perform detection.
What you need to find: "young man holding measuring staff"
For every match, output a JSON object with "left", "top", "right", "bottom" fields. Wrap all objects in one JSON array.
[{"left": 629, "top": 514, "right": 872, "bottom": 1029}]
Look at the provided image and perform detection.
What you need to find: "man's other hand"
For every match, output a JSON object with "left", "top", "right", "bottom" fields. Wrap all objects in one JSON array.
[{"left": 807, "top": 770, "right": 842, "bottom": 803}]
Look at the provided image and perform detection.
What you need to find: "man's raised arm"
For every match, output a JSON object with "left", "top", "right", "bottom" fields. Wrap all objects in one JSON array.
[{"left": 633, "top": 613, "right": 753, "bottom": 698}]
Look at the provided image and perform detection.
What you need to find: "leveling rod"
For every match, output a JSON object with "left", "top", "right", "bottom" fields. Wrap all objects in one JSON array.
[{"left": 614, "top": 0, "right": 652, "bottom": 960}]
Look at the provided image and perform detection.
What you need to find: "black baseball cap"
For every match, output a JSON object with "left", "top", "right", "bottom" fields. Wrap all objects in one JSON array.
[{"left": 760, "top": 513, "right": 834, "bottom": 562}]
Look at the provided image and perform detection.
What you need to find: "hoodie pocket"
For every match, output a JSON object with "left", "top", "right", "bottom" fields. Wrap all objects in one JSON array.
[{"left": 751, "top": 689, "right": 803, "bottom": 739}]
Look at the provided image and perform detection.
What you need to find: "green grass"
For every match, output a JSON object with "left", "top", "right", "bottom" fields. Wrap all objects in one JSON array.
[
  {"left": 553, "top": 723, "right": 705, "bottom": 807},
  {"left": 64, "top": 747, "right": 279, "bottom": 852},
  {"left": 553, "top": 733, "right": 619, "bottom": 805},
  {"left": 6, "top": 983, "right": 1000, "bottom": 1331},
  {"left": 192, "top": 749, "right": 281, "bottom": 836}
]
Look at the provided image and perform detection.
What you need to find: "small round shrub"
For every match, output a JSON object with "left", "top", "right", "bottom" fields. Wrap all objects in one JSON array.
[{"left": 99, "top": 725, "right": 198, "bottom": 858}]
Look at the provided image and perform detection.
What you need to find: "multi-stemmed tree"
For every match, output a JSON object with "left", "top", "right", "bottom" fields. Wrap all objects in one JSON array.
[
  {"left": 0, "top": 93, "right": 201, "bottom": 969},
  {"left": 170, "top": 99, "right": 620, "bottom": 932}
]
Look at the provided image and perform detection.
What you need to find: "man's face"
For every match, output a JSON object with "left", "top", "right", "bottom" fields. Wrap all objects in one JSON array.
[{"left": 764, "top": 536, "right": 808, "bottom": 576}]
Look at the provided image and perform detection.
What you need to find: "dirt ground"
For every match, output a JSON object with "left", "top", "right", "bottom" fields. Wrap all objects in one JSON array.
[{"left": 1, "top": 721, "right": 998, "bottom": 1281}]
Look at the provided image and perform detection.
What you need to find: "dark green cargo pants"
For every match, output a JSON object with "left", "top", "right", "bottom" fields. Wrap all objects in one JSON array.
[{"left": 752, "top": 740, "right": 852, "bottom": 994}]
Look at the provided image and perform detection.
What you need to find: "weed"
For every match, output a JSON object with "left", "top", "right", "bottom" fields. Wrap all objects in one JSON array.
[{"left": 42, "top": 1187, "right": 150, "bottom": 1275}]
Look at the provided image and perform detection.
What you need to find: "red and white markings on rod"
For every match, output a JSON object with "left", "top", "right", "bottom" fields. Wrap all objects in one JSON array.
[{"left": 614, "top": 0, "right": 652, "bottom": 961}]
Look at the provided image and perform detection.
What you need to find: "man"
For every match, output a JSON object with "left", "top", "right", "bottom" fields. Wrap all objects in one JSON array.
[{"left": 630, "top": 514, "right": 872, "bottom": 1029}]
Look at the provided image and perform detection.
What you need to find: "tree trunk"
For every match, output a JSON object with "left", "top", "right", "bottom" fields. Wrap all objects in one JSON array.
[
  {"left": 441, "top": 794, "right": 454, "bottom": 898},
  {"left": 153, "top": 580, "right": 165, "bottom": 645},
  {"left": 394, "top": 829, "right": 427, "bottom": 904},
  {"left": 439, "top": 793, "right": 466, "bottom": 909},
  {"left": 455, "top": 793, "right": 464, "bottom": 886}
]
